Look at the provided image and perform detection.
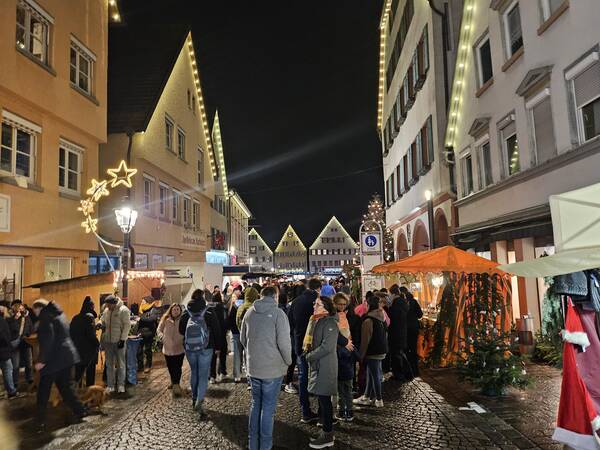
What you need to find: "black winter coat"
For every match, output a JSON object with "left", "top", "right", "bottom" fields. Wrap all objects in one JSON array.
[
  {"left": 336, "top": 333, "right": 357, "bottom": 381},
  {"left": 226, "top": 303, "right": 239, "bottom": 335},
  {"left": 0, "top": 316, "right": 12, "bottom": 361},
  {"left": 406, "top": 296, "right": 423, "bottom": 336},
  {"left": 38, "top": 302, "right": 80, "bottom": 374},
  {"left": 208, "top": 302, "right": 228, "bottom": 350},
  {"left": 70, "top": 299, "right": 99, "bottom": 364},
  {"left": 388, "top": 296, "right": 410, "bottom": 351},
  {"left": 287, "top": 289, "right": 318, "bottom": 355}
]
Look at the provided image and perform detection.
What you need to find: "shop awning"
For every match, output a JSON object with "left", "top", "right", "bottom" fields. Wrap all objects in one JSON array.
[{"left": 371, "top": 245, "right": 505, "bottom": 275}]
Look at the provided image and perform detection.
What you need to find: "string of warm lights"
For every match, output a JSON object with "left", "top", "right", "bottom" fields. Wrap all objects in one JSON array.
[
  {"left": 108, "top": 0, "right": 121, "bottom": 22},
  {"left": 445, "top": 0, "right": 476, "bottom": 149},
  {"left": 186, "top": 34, "right": 218, "bottom": 180},
  {"left": 211, "top": 111, "right": 229, "bottom": 195},
  {"left": 377, "top": 0, "right": 394, "bottom": 133}
]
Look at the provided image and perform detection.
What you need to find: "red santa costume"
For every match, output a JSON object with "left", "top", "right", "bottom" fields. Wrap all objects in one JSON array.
[{"left": 552, "top": 299, "right": 600, "bottom": 450}]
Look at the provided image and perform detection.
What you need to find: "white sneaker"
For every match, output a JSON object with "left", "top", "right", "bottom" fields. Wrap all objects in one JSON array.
[
  {"left": 353, "top": 396, "right": 374, "bottom": 406},
  {"left": 209, "top": 378, "right": 216, "bottom": 384},
  {"left": 216, "top": 374, "right": 223, "bottom": 383},
  {"left": 234, "top": 378, "right": 241, "bottom": 383},
  {"left": 374, "top": 399, "right": 384, "bottom": 408},
  {"left": 105, "top": 386, "right": 115, "bottom": 394},
  {"left": 117, "top": 385, "right": 125, "bottom": 394},
  {"left": 284, "top": 383, "right": 298, "bottom": 394}
]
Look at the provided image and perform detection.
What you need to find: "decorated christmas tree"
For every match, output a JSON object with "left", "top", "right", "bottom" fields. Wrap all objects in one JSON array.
[{"left": 362, "top": 194, "right": 395, "bottom": 261}]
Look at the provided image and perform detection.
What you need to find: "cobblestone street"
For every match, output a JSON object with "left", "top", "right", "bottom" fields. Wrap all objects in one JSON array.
[{"left": 7, "top": 359, "right": 561, "bottom": 450}]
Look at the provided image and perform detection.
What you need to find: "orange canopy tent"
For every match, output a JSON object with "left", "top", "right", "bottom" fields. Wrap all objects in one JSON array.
[{"left": 371, "top": 245, "right": 505, "bottom": 276}]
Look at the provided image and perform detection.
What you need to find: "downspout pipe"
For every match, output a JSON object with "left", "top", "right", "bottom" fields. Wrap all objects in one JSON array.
[{"left": 428, "top": 0, "right": 449, "bottom": 112}]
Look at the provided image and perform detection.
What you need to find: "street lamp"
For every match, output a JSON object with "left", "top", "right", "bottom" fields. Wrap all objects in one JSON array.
[
  {"left": 424, "top": 190, "right": 435, "bottom": 250},
  {"left": 115, "top": 206, "right": 138, "bottom": 301}
]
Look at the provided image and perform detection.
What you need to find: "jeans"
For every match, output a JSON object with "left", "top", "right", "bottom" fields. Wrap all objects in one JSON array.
[
  {"left": 37, "top": 367, "right": 84, "bottom": 423},
  {"left": 164, "top": 353, "right": 185, "bottom": 385},
  {"left": 249, "top": 376, "right": 283, "bottom": 450},
  {"left": 104, "top": 341, "right": 126, "bottom": 389},
  {"left": 0, "top": 359, "right": 16, "bottom": 395},
  {"left": 186, "top": 348, "right": 213, "bottom": 402},
  {"left": 126, "top": 338, "right": 142, "bottom": 385},
  {"left": 365, "top": 359, "right": 383, "bottom": 401},
  {"left": 337, "top": 379, "right": 353, "bottom": 417},
  {"left": 297, "top": 354, "right": 312, "bottom": 417},
  {"left": 318, "top": 395, "right": 334, "bottom": 433},
  {"left": 231, "top": 334, "right": 243, "bottom": 380}
]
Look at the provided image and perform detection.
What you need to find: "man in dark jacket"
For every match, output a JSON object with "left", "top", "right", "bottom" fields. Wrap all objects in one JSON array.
[
  {"left": 287, "top": 278, "right": 321, "bottom": 423},
  {"left": 401, "top": 287, "right": 423, "bottom": 376},
  {"left": 32, "top": 299, "right": 85, "bottom": 430},
  {"left": 138, "top": 297, "right": 161, "bottom": 373},
  {"left": 388, "top": 285, "right": 410, "bottom": 380},
  {"left": 70, "top": 296, "right": 100, "bottom": 387},
  {"left": 0, "top": 302, "right": 19, "bottom": 398}
]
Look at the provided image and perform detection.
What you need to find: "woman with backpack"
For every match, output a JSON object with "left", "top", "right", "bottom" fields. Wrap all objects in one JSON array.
[
  {"left": 179, "top": 290, "right": 222, "bottom": 419},
  {"left": 354, "top": 292, "right": 388, "bottom": 408},
  {"left": 158, "top": 303, "right": 184, "bottom": 397}
]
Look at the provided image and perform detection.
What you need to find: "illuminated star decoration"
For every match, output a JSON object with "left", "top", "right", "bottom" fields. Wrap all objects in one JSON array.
[
  {"left": 107, "top": 160, "right": 137, "bottom": 188},
  {"left": 87, "top": 179, "right": 110, "bottom": 202},
  {"left": 81, "top": 217, "right": 98, "bottom": 234},
  {"left": 78, "top": 199, "right": 95, "bottom": 216}
]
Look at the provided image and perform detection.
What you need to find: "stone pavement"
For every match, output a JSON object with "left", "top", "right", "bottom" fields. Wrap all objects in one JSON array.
[{"left": 8, "top": 359, "right": 563, "bottom": 450}]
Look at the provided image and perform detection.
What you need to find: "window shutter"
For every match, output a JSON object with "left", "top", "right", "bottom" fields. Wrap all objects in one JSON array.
[
  {"left": 427, "top": 115, "right": 435, "bottom": 164},
  {"left": 391, "top": 171, "right": 396, "bottom": 201},
  {"left": 403, "top": 154, "right": 409, "bottom": 191},
  {"left": 420, "top": 126, "right": 429, "bottom": 168},
  {"left": 423, "top": 26, "right": 429, "bottom": 74},
  {"left": 407, "top": 148, "right": 414, "bottom": 185},
  {"left": 396, "top": 164, "right": 402, "bottom": 197},
  {"left": 415, "top": 133, "right": 424, "bottom": 174},
  {"left": 532, "top": 97, "right": 556, "bottom": 164},
  {"left": 574, "top": 62, "right": 600, "bottom": 107}
]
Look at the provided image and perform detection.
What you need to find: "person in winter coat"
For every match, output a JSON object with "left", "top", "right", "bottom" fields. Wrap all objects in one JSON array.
[
  {"left": 158, "top": 303, "right": 185, "bottom": 397},
  {"left": 240, "top": 286, "right": 292, "bottom": 450},
  {"left": 70, "top": 296, "right": 100, "bottom": 387},
  {"left": 32, "top": 299, "right": 85, "bottom": 430},
  {"left": 354, "top": 293, "right": 388, "bottom": 408},
  {"left": 0, "top": 303, "right": 19, "bottom": 399},
  {"left": 6, "top": 301, "right": 33, "bottom": 389},
  {"left": 333, "top": 293, "right": 357, "bottom": 422},
  {"left": 287, "top": 277, "right": 322, "bottom": 423},
  {"left": 305, "top": 295, "right": 339, "bottom": 449},
  {"left": 226, "top": 291, "right": 243, "bottom": 382},
  {"left": 179, "top": 289, "right": 222, "bottom": 419},
  {"left": 401, "top": 287, "right": 423, "bottom": 376},
  {"left": 236, "top": 287, "right": 260, "bottom": 330},
  {"left": 280, "top": 291, "right": 297, "bottom": 394},
  {"left": 388, "top": 285, "right": 411, "bottom": 381},
  {"left": 99, "top": 295, "right": 131, "bottom": 394},
  {"left": 138, "top": 297, "right": 161, "bottom": 373},
  {"left": 209, "top": 292, "right": 228, "bottom": 383}
]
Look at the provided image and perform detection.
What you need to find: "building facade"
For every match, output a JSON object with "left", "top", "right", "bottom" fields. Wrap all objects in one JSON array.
[
  {"left": 98, "top": 28, "right": 216, "bottom": 271},
  {"left": 447, "top": 0, "right": 600, "bottom": 330},
  {"left": 229, "top": 192, "right": 251, "bottom": 265},
  {"left": 0, "top": 0, "right": 108, "bottom": 302},
  {"left": 379, "top": 0, "right": 463, "bottom": 259},
  {"left": 274, "top": 225, "right": 307, "bottom": 273},
  {"left": 309, "top": 216, "right": 359, "bottom": 275},
  {"left": 248, "top": 228, "right": 273, "bottom": 271}
]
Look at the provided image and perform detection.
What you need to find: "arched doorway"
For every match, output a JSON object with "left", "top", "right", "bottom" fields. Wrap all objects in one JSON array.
[
  {"left": 412, "top": 220, "right": 430, "bottom": 254},
  {"left": 434, "top": 209, "right": 450, "bottom": 247},
  {"left": 396, "top": 230, "right": 409, "bottom": 260}
]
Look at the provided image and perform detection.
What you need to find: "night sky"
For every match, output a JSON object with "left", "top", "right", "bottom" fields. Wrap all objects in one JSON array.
[{"left": 121, "top": 0, "right": 384, "bottom": 248}]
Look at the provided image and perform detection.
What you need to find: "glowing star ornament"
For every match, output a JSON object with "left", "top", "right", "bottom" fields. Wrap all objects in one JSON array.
[
  {"left": 87, "top": 179, "right": 110, "bottom": 201},
  {"left": 78, "top": 199, "right": 95, "bottom": 216},
  {"left": 82, "top": 217, "right": 98, "bottom": 234},
  {"left": 107, "top": 160, "right": 137, "bottom": 188}
]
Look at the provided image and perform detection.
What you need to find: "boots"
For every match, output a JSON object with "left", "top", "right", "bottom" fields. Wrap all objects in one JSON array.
[
  {"left": 309, "top": 431, "right": 334, "bottom": 449},
  {"left": 172, "top": 384, "right": 182, "bottom": 398},
  {"left": 194, "top": 399, "right": 208, "bottom": 420}
]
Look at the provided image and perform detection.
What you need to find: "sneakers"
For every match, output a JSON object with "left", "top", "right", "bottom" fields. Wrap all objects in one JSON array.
[
  {"left": 7, "top": 392, "right": 25, "bottom": 400},
  {"left": 301, "top": 412, "right": 320, "bottom": 424},
  {"left": 353, "top": 396, "right": 373, "bottom": 406},
  {"left": 117, "top": 385, "right": 125, "bottom": 394},
  {"left": 344, "top": 414, "right": 354, "bottom": 422},
  {"left": 234, "top": 378, "right": 241, "bottom": 383},
  {"left": 143, "top": 367, "right": 150, "bottom": 374},
  {"left": 194, "top": 399, "right": 208, "bottom": 420},
  {"left": 374, "top": 399, "right": 384, "bottom": 408},
  {"left": 172, "top": 384, "right": 182, "bottom": 398},
  {"left": 216, "top": 373, "right": 223, "bottom": 383},
  {"left": 246, "top": 385, "right": 252, "bottom": 391},
  {"left": 309, "top": 431, "right": 335, "bottom": 449},
  {"left": 317, "top": 417, "right": 339, "bottom": 427},
  {"left": 284, "top": 383, "right": 298, "bottom": 394},
  {"left": 209, "top": 378, "right": 216, "bottom": 384},
  {"left": 105, "top": 386, "right": 115, "bottom": 394}
]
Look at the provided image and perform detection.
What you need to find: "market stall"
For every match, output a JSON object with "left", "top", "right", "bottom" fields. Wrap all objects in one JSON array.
[{"left": 372, "top": 246, "right": 512, "bottom": 367}]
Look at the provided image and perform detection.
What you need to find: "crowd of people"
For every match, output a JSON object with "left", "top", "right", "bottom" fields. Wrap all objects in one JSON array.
[{"left": 0, "top": 277, "right": 423, "bottom": 449}]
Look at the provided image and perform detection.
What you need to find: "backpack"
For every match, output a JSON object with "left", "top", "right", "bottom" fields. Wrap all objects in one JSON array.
[{"left": 185, "top": 309, "right": 209, "bottom": 352}]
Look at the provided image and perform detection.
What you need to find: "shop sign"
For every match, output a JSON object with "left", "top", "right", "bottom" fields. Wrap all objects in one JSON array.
[
  {"left": 183, "top": 232, "right": 205, "bottom": 248},
  {"left": 0, "top": 194, "right": 10, "bottom": 232}
]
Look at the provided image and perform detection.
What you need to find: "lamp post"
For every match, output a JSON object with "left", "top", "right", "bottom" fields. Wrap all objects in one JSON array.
[
  {"left": 424, "top": 189, "right": 435, "bottom": 250},
  {"left": 115, "top": 206, "right": 138, "bottom": 302}
]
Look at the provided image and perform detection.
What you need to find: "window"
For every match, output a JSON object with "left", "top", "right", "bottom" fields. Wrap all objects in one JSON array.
[
  {"left": 461, "top": 152, "right": 474, "bottom": 196},
  {"left": 527, "top": 90, "right": 556, "bottom": 164},
  {"left": 135, "top": 253, "right": 148, "bottom": 269},
  {"left": 16, "top": 0, "right": 51, "bottom": 65},
  {"left": 177, "top": 128, "right": 186, "bottom": 160},
  {"left": 476, "top": 34, "right": 493, "bottom": 86},
  {"left": 143, "top": 175, "right": 154, "bottom": 212},
  {"left": 192, "top": 96, "right": 196, "bottom": 114},
  {"left": 152, "top": 254, "right": 162, "bottom": 268},
  {"left": 500, "top": 120, "right": 520, "bottom": 176},
  {"left": 477, "top": 140, "right": 493, "bottom": 189},
  {"left": 197, "top": 148, "right": 204, "bottom": 187},
  {"left": 540, "top": 0, "right": 565, "bottom": 21},
  {"left": 58, "top": 141, "right": 81, "bottom": 194},
  {"left": 192, "top": 200, "right": 199, "bottom": 229},
  {"left": 503, "top": 2, "right": 523, "bottom": 58},
  {"left": 183, "top": 196, "right": 191, "bottom": 224},
  {"left": 44, "top": 257, "right": 71, "bottom": 282},
  {"left": 165, "top": 116, "right": 174, "bottom": 151},
  {"left": 70, "top": 38, "right": 95, "bottom": 95},
  {"left": 1, "top": 121, "right": 35, "bottom": 181},
  {"left": 421, "top": 115, "right": 434, "bottom": 168},
  {"left": 159, "top": 183, "right": 168, "bottom": 217},
  {"left": 402, "top": 155, "right": 410, "bottom": 191},
  {"left": 570, "top": 59, "right": 600, "bottom": 143},
  {"left": 187, "top": 89, "right": 191, "bottom": 109},
  {"left": 172, "top": 190, "right": 180, "bottom": 222}
]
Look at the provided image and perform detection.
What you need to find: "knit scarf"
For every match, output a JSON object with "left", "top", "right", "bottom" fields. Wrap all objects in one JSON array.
[{"left": 302, "top": 313, "right": 328, "bottom": 353}]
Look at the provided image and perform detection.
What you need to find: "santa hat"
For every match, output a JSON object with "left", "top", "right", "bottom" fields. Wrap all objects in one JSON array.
[{"left": 552, "top": 299, "right": 600, "bottom": 450}]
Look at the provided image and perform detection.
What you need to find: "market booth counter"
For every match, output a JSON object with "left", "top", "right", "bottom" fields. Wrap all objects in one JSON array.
[{"left": 372, "top": 246, "right": 512, "bottom": 367}]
